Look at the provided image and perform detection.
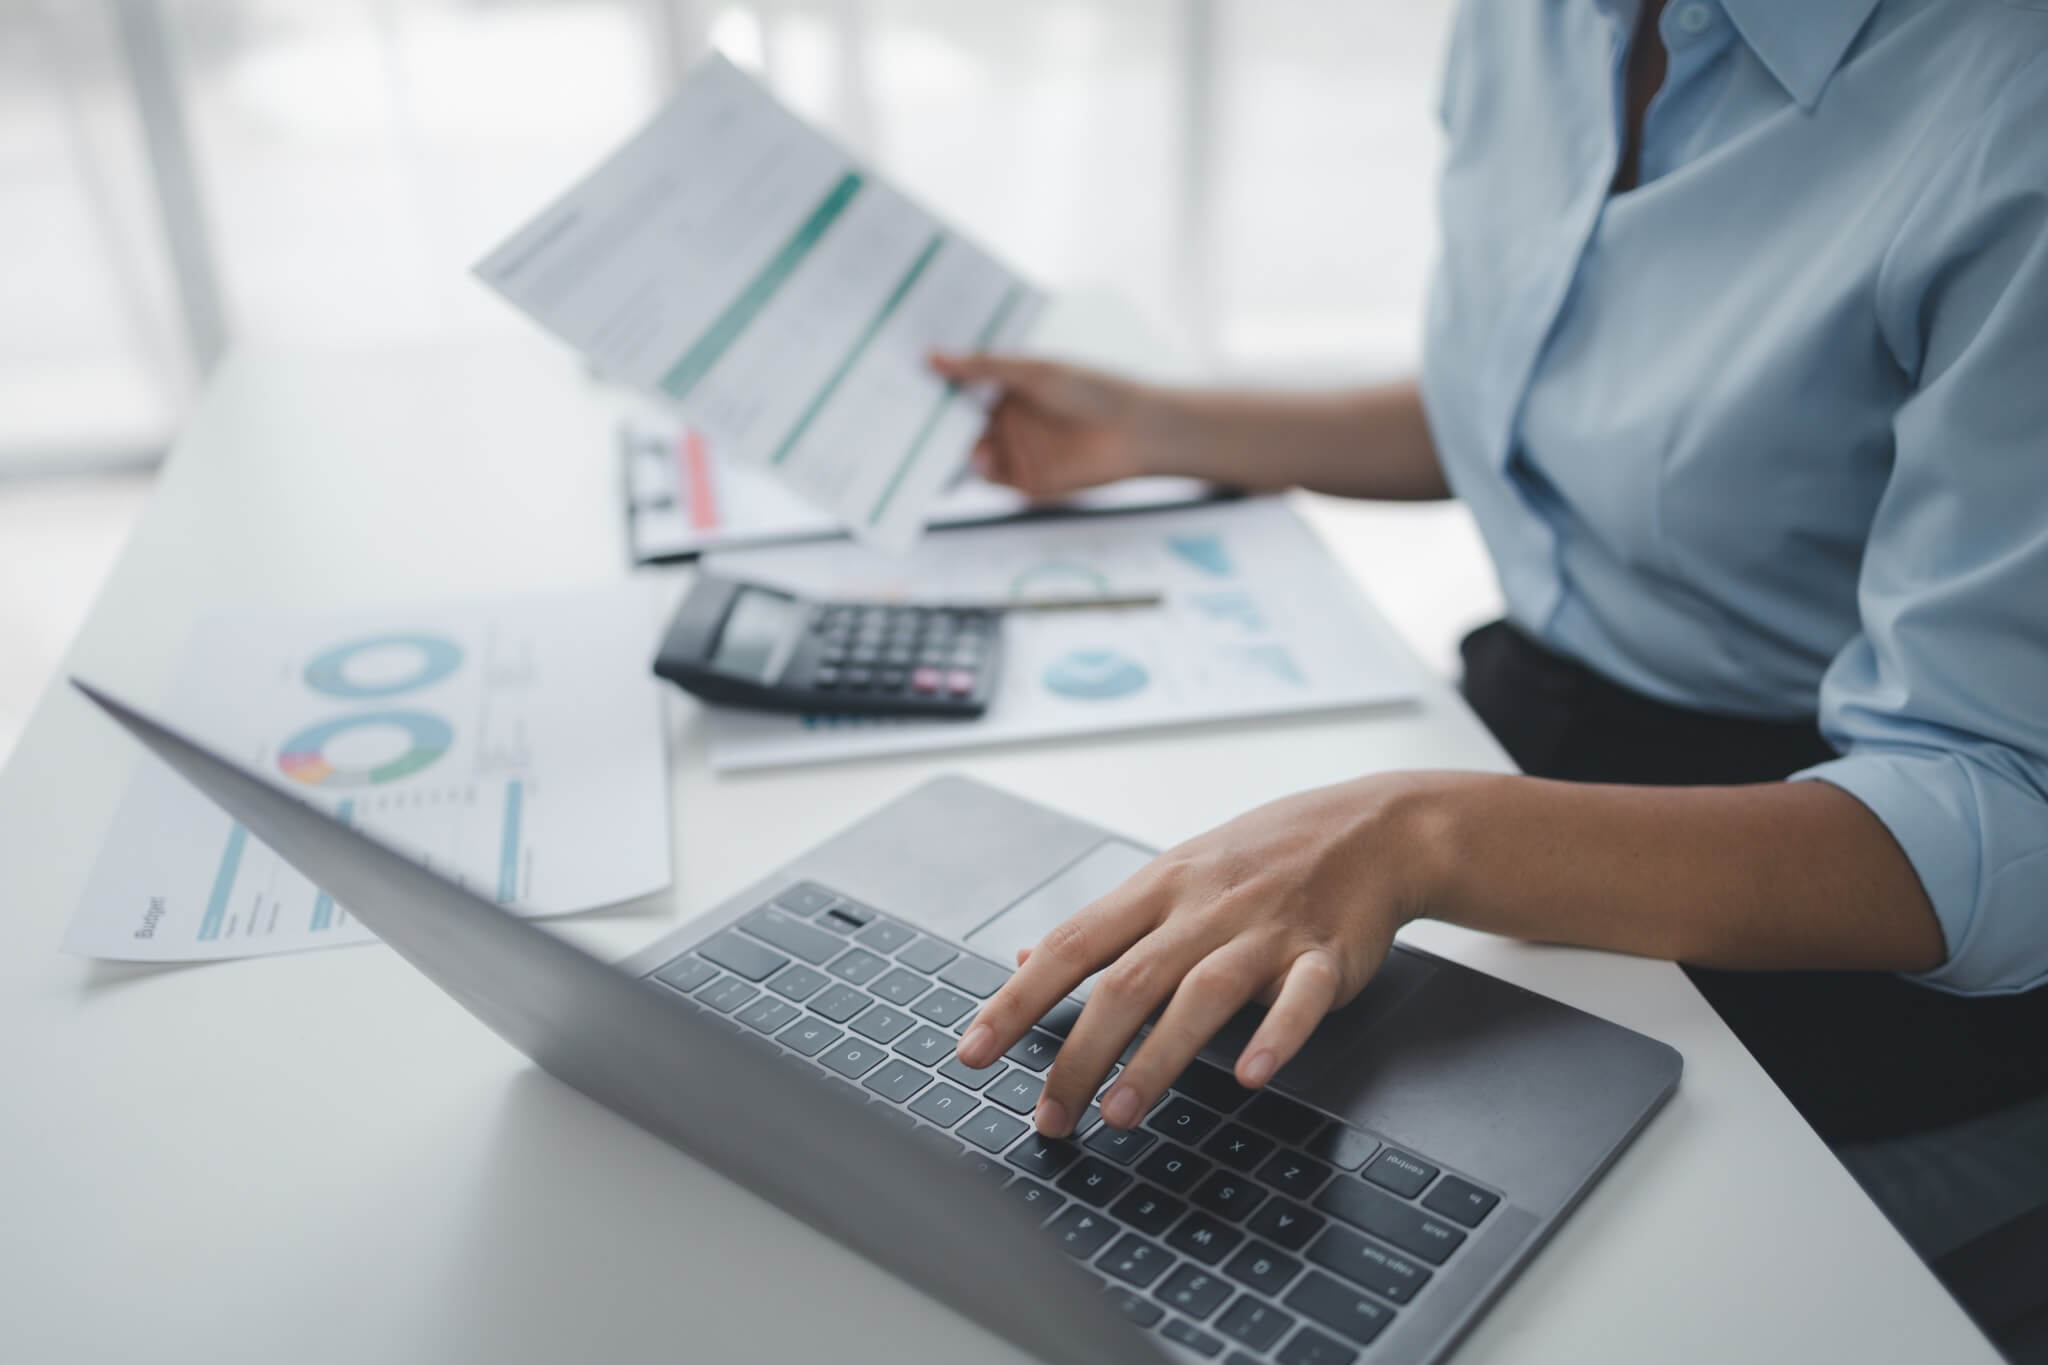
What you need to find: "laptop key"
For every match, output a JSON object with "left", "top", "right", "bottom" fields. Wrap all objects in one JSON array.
[
  {"left": 698, "top": 933, "right": 788, "bottom": 982},
  {"left": 896, "top": 936, "right": 958, "bottom": 974},
  {"left": 771, "top": 882, "right": 835, "bottom": 915},
  {"left": 1249, "top": 1198, "right": 1326, "bottom": 1253},
  {"left": 1103, "top": 1286, "right": 1164, "bottom": 1328},
  {"left": 819, "top": 896, "right": 874, "bottom": 926},
  {"left": 809, "top": 984, "right": 871, "bottom": 1023},
  {"left": 1110, "top": 1185, "right": 1187, "bottom": 1237},
  {"left": 1049, "top": 1206, "right": 1117, "bottom": 1259},
  {"left": 735, "top": 995, "right": 800, "bottom": 1034},
  {"left": 869, "top": 967, "right": 932, "bottom": 1008},
  {"left": 1203, "top": 1124, "right": 1276, "bottom": 1173},
  {"left": 959, "top": 1150, "right": 1011, "bottom": 1183},
  {"left": 1191, "top": 1171, "right": 1267, "bottom": 1222},
  {"left": 908, "top": 1082, "right": 978, "bottom": 1127},
  {"left": 850, "top": 1003, "right": 916, "bottom": 1044},
  {"left": 738, "top": 906, "right": 845, "bottom": 965},
  {"left": 938, "top": 1050, "right": 1005, "bottom": 1091},
  {"left": 827, "top": 946, "right": 890, "bottom": 986},
  {"left": 911, "top": 987, "right": 976, "bottom": 1028},
  {"left": 697, "top": 975, "right": 759, "bottom": 1013},
  {"left": 651, "top": 954, "right": 717, "bottom": 995},
  {"left": 1057, "top": 1157, "right": 1132, "bottom": 1207},
  {"left": 1242, "top": 1091, "right": 1325, "bottom": 1145},
  {"left": 987, "top": 1068, "right": 1046, "bottom": 1115},
  {"left": 1138, "top": 1143, "right": 1212, "bottom": 1194},
  {"left": 1158, "top": 1264, "right": 1233, "bottom": 1320},
  {"left": 1304, "top": 1223, "right": 1429, "bottom": 1304},
  {"left": 1097, "top": 1234, "right": 1174, "bottom": 1289},
  {"left": 1161, "top": 1319, "right": 1227, "bottom": 1358},
  {"left": 937, "top": 954, "right": 1011, "bottom": 998},
  {"left": 1166, "top": 1210, "right": 1244, "bottom": 1265},
  {"left": 1258, "top": 1150, "right": 1335, "bottom": 1201},
  {"left": 1085, "top": 1124, "right": 1157, "bottom": 1165},
  {"left": 893, "top": 1023, "right": 955, "bottom": 1066},
  {"left": 1224, "top": 1240, "right": 1303, "bottom": 1296},
  {"left": 1315, "top": 1179, "right": 1465, "bottom": 1266},
  {"left": 855, "top": 917, "right": 916, "bottom": 954},
  {"left": 1009, "top": 1133, "right": 1082, "bottom": 1179},
  {"left": 766, "top": 962, "right": 830, "bottom": 1001},
  {"left": 820, "top": 1039, "right": 887, "bottom": 1079},
  {"left": 1362, "top": 1147, "right": 1438, "bottom": 1198},
  {"left": 1284, "top": 1271, "right": 1394, "bottom": 1347},
  {"left": 862, "top": 1058, "right": 932, "bottom": 1104},
  {"left": 1421, "top": 1174, "right": 1499, "bottom": 1228},
  {"left": 1148, "top": 1095, "right": 1221, "bottom": 1144},
  {"left": 960, "top": 1105, "right": 1031, "bottom": 1154},
  {"left": 1214, "top": 1295, "right": 1294, "bottom": 1352},
  {"left": 1174, "top": 1060, "right": 1255, "bottom": 1114},
  {"left": 776, "top": 1018, "right": 843, "bottom": 1057},
  {"left": 1276, "top": 1324, "right": 1360, "bottom": 1365},
  {"left": 1303, "top": 1122, "right": 1379, "bottom": 1172},
  {"left": 1004, "top": 1029, "right": 1063, "bottom": 1072},
  {"left": 1004, "top": 1177, "right": 1065, "bottom": 1224}
]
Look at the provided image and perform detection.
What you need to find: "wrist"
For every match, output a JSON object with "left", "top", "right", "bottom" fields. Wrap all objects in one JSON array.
[
  {"left": 1123, "top": 383, "right": 1204, "bottom": 481},
  {"left": 1361, "top": 771, "right": 1485, "bottom": 929}
]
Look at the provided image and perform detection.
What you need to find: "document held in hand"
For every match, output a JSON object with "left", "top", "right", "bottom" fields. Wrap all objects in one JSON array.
[{"left": 475, "top": 56, "right": 1045, "bottom": 553}]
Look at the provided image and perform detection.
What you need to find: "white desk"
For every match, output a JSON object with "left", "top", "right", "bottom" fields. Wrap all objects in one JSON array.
[{"left": 0, "top": 330, "right": 1994, "bottom": 1364}]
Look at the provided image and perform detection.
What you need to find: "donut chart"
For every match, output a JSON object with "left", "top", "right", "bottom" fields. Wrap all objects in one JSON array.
[
  {"left": 304, "top": 633, "right": 463, "bottom": 699},
  {"left": 278, "top": 710, "right": 454, "bottom": 787}
]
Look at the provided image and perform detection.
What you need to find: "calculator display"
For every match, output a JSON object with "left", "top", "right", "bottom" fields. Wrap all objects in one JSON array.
[{"left": 709, "top": 588, "right": 801, "bottom": 682}]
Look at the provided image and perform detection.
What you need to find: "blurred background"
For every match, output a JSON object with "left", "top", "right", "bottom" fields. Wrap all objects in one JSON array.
[{"left": 0, "top": 0, "right": 1495, "bottom": 765}]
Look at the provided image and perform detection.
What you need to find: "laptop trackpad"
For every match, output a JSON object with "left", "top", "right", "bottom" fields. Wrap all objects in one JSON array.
[{"left": 966, "top": 838, "right": 1155, "bottom": 998}]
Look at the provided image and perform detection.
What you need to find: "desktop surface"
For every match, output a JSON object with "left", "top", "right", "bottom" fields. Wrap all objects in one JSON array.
[{"left": 0, "top": 322, "right": 1999, "bottom": 1364}]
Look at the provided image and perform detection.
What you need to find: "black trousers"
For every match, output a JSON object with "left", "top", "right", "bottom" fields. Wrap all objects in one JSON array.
[{"left": 1459, "top": 620, "right": 2048, "bottom": 1144}]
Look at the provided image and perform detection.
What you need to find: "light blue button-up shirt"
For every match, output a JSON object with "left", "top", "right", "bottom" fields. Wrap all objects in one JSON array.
[{"left": 1421, "top": 0, "right": 2048, "bottom": 994}]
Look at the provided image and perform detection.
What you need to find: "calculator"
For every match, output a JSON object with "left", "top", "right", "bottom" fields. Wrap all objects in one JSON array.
[{"left": 652, "top": 572, "right": 1003, "bottom": 718}]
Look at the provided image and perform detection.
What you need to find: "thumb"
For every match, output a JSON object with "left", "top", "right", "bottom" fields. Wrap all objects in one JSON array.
[{"left": 928, "top": 349, "right": 1058, "bottom": 396}]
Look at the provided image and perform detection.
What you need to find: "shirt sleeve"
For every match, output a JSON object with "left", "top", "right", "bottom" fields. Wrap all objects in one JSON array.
[{"left": 1790, "top": 57, "right": 2048, "bottom": 997}]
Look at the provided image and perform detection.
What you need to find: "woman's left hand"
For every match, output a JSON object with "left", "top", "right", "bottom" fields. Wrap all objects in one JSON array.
[{"left": 954, "top": 773, "right": 1456, "bottom": 1137}]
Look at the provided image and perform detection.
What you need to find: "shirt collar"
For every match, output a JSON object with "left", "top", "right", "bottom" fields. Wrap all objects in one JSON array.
[{"left": 1715, "top": 0, "right": 1883, "bottom": 108}]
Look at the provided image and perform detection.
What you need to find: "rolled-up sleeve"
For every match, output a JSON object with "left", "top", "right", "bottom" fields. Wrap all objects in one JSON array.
[{"left": 1791, "top": 58, "right": 2048, "bottom": 996}]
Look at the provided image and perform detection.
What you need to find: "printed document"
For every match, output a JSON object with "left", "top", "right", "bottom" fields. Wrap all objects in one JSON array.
[
  {"left": 66, "top": 587, "right": 672, "bottom": 961},
  {"left": 698, "top": 499, "right": 1421, "bottom": 770},
  {"left": 476, "top": 56, "right": 1044, "bottom": 554}
]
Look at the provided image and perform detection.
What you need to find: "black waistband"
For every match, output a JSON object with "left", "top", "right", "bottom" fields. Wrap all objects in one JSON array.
[{"left": 1458, "top": 619, "right": 2048, "bottom": 1143}]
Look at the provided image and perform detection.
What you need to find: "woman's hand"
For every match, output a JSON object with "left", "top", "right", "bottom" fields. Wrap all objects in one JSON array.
[
  {"left": 928, "top": 351, "right": 1164, "bottom": 499},
  {"left": 954, "top": 774, "right": 1456, "bottom": 1137}
]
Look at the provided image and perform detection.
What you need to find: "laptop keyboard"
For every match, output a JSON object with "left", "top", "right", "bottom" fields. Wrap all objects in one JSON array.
[{"left": 647, "top": 882, "right": 1504, "bottom": 1364}]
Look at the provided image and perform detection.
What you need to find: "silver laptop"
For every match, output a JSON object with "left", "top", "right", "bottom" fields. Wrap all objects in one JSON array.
[{"left": 78, "top": 679, "right": 1680, "bottom": 1365}]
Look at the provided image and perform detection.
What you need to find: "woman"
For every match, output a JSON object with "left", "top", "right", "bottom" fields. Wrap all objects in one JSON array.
[{"left": 934, "top": 0, "right": 2048, "bottom": 1285}]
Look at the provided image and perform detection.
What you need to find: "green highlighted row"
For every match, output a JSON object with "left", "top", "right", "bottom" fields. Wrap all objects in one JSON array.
[
  {"left": 658, "top": 171, "right": 865, "bottom": 401},
  {"left": 868, "top": 282, "right": 1025, "bottom": 528}
]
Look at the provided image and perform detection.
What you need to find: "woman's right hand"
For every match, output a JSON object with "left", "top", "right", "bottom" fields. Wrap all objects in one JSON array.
[{"left": 928, "top": 351, "right": 1164, "bottom": 500}]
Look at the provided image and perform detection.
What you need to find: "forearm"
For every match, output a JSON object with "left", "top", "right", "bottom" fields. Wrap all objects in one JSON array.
[
  {"left": 1403, "top": 773, "right": 1948, "bottom": 972},
  {"left": 1135, "top": 380, "right": 1451, "bottom": 500}
]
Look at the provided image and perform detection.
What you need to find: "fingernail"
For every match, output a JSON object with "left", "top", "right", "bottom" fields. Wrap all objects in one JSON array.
[
  {"left": 1242, "top": 1049, "right": 1277, "bottom": 1087},
  {"left": 1034, "top": 1098, "right": 1070, "bottom": 1136},
  {"left": 959, "top": 1024, "right": 992, "bottom": 1063},
  {"left": 1102, "top": 1086, "right": 1141, "bottom": 1129}
]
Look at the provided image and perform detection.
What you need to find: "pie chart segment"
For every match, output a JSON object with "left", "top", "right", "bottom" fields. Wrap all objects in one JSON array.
[
  {"left": 277, "top": 710, "right": 454, "bottom": 788},
  {"left": 304, "top": 633, "right": 463, "bottom": 699},
  {"left": 1043, "top": 649, "right": 1149, "bottom": 701}
]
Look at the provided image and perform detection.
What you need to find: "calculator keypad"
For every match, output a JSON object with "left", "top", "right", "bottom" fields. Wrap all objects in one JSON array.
[{"left": 795, "top": 604, "right": 999, "bottom": 716}]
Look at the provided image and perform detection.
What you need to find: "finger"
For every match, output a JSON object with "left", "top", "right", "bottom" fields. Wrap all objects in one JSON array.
[
  {"left": 928, "top": 349, "right": 1056, "bottom": 395},
  {"left": 956, "top": 880, "right": 1165, "bottom": 1069},
  {"left": 1096, "top": 940, "right": 1274, "bottom": 1130},
  {"left": 1234, "top": 949, "right": 1343, "bottom": 1089},
  {"left": 1031, "top": 923, "right": 1218, "bottom": 1136}
]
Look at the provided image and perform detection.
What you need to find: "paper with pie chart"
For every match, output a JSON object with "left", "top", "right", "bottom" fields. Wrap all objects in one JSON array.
[
  {"left": 63, "top": 586, "right": 672, "bottom": 961},
  {"left": 697, "top": 498, "right": 1421, "bottom": 771}
]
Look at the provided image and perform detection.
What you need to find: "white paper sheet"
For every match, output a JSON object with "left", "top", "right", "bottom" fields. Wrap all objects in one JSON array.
[
  {"left": 699, "top": 499, "right": 1421, "bottom": 770},
  {"left": 475, "top": 56, "right": 1044, "bottom": 554},
  {"left": 619, "top": 414, "right": 1220, "bottom": 561},
  {"left": 65, "top": 587, "right": 672, "bottom": 961}
]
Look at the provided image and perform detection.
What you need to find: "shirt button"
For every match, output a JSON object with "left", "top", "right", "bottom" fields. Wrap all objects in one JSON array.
[{"left": 1675, "top": 3, "right": 1714, "bottom": 35}]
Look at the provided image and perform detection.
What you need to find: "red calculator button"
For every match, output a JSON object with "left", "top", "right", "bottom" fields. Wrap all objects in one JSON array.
[
  {"left": 946, "top": 669, "right": 977, "bottom": 697},
  {"left": 911, "top": 667, "right": 942, "bottom": 694}
]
